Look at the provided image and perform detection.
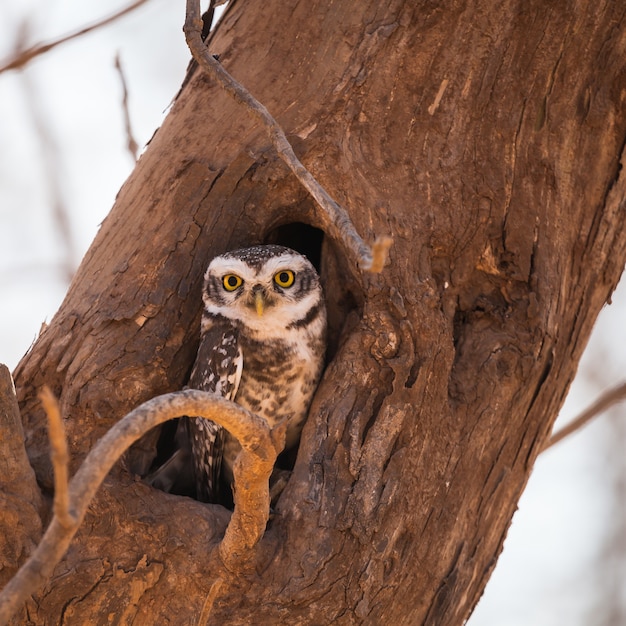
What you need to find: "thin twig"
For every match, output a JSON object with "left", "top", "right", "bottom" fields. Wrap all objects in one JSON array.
[
  {"left": 20, "top": 72, "right": 77, "bottom": 282},
  {"left": 198, "top": 578, "right": 224, "bottom": 626},
  {"left": 183, "top": 0, "right": 391, "bottom": 273},
  {"left": 114, "top": 53, "right": 140, "bottom": 162},
  {"left": 542, "top": 381, "right": 626, "bottom": 451},
  {"left": 39, "top": 387, "right": 74, "bottom": 529},
  {"left": 368, "top": 236, "right": 393, "bottom": 273},
  {"left": 0, "top": 390, "right": 280, "bottom": 624},
  {"left": 0, "top": 0, "right": 151, "bottom": 74}
]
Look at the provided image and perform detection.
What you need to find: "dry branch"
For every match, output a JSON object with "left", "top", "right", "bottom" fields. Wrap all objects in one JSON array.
[
  {"left": 183, "top": 0, "right": 391, "bottom": 273},
  {"left": 0, "top": 0, "right": 151, "bottom": 74},
  {"left": 114, "top": 53, "right": 140, "bottom": 162},
  {"left": 0, "top": 390, "right": 280, "bottom": 625},
  {"left": 39, "top": 387, "right": 73, "bottom": 529},
  {"left": 543, "top": 381, "right": 626, "bottom": 451},
  {"left": 19, "top": 73, "right": 77, "bottom": 282}
]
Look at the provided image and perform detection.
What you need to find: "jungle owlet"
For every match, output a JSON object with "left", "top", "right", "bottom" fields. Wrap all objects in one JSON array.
[{"left": 151, "top": 245, "right": 326, "bottom": 503}]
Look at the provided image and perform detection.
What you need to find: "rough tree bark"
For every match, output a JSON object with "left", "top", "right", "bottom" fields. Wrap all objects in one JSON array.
[{"left": 4, "top": 0, "right": 626, "bottom": 623}]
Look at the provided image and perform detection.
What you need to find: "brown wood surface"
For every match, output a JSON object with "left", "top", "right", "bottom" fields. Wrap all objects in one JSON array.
[{"left": 5, "top": 1, "right": 626, "bottom": 623}]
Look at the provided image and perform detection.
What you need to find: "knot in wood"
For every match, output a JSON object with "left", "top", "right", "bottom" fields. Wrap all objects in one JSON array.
[{"left": 369, "top": 312, "right": 401, "bottom": 360}]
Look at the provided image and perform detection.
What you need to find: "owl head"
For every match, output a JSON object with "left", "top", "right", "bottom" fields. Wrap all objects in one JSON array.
[{"left": 202, "top": 245, "right": 325, "bottom": 337}]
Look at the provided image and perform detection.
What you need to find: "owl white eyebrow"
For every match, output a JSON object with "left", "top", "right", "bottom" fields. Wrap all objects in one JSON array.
[
  {"left": 259, "top": 256, "right": 307, "bottom": 274},
  {"left": 205, "top": 258, "right": 252, "bottom": 278}
]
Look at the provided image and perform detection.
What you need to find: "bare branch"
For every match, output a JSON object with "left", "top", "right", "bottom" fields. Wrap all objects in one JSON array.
[
  {"left": 0, "top": 0, "right": 151, "bottom": 74},
  {"left": 19, "top": 73, "right": 77, "bottom": 282},
  {"left": 39, "top": 386, "right": 74, "bottom": 529},
  {"left": 183, "top": 0, "right": 391, "bottom": 273},
  {"left": 542, "top": 381, "right": 626, "bottom": 451},
  {"left": 368, "top": 236, "right": 394, "bottom": 273},
  {"left": 199, "top": 578, "right": 225, "bottom": 626},
  {"left": 114, "top": 53, "right": 140, "bottom": 162},
  {"left": 0, "top": 390, "right": 280, "bottom": 624}
]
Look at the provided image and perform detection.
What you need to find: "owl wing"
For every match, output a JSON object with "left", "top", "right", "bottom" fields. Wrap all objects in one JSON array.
[
  {"left": 146, "top": 322, "right": 242, "bottom": 503},
  {"left": 185, "top": 323, "right": 243, "bottom": 502}
]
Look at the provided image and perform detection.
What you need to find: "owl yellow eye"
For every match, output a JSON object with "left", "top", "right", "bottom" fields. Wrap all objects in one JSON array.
[
  {"left": 222, "top": 274, "right": 243, "bottom": 291},
  {"left": 274, "top": 270, "right": 295, "bottom": 288}
]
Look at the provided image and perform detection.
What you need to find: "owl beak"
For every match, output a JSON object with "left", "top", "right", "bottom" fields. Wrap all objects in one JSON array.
[{"left": 254, "top": 290, "right": 264, "bottom": 316}]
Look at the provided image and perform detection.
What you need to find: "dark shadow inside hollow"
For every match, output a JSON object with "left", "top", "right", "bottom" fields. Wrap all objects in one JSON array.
[{"left": 264, "top": 222, "right": 324, "bottom": 271}]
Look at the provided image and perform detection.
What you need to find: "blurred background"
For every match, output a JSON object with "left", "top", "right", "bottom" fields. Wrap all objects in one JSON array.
[{"left": 0, "top": 2, "right": 624, "bottom": 623}]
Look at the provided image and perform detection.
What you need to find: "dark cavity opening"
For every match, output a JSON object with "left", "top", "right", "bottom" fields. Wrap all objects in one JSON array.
[
  {"left": 143, "top": 222, "right": 364, "bottom": 509},
  {"left": 264, "top": 222, "right": 324, "bottom": 271}
]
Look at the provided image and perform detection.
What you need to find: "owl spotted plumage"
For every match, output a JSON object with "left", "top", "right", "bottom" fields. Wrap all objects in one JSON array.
[{"left": 150, "top": 245, "right": 326, "bottom": 503}]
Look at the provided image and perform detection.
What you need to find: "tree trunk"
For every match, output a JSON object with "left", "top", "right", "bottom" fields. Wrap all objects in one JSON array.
[{"left": 8, "top": 0, "right": 626, "bottom": 623}]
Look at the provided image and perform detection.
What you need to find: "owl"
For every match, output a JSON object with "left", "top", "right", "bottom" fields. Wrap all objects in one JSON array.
[{"left": 149, "top": 245, "right": 326, "bottom": 504}]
